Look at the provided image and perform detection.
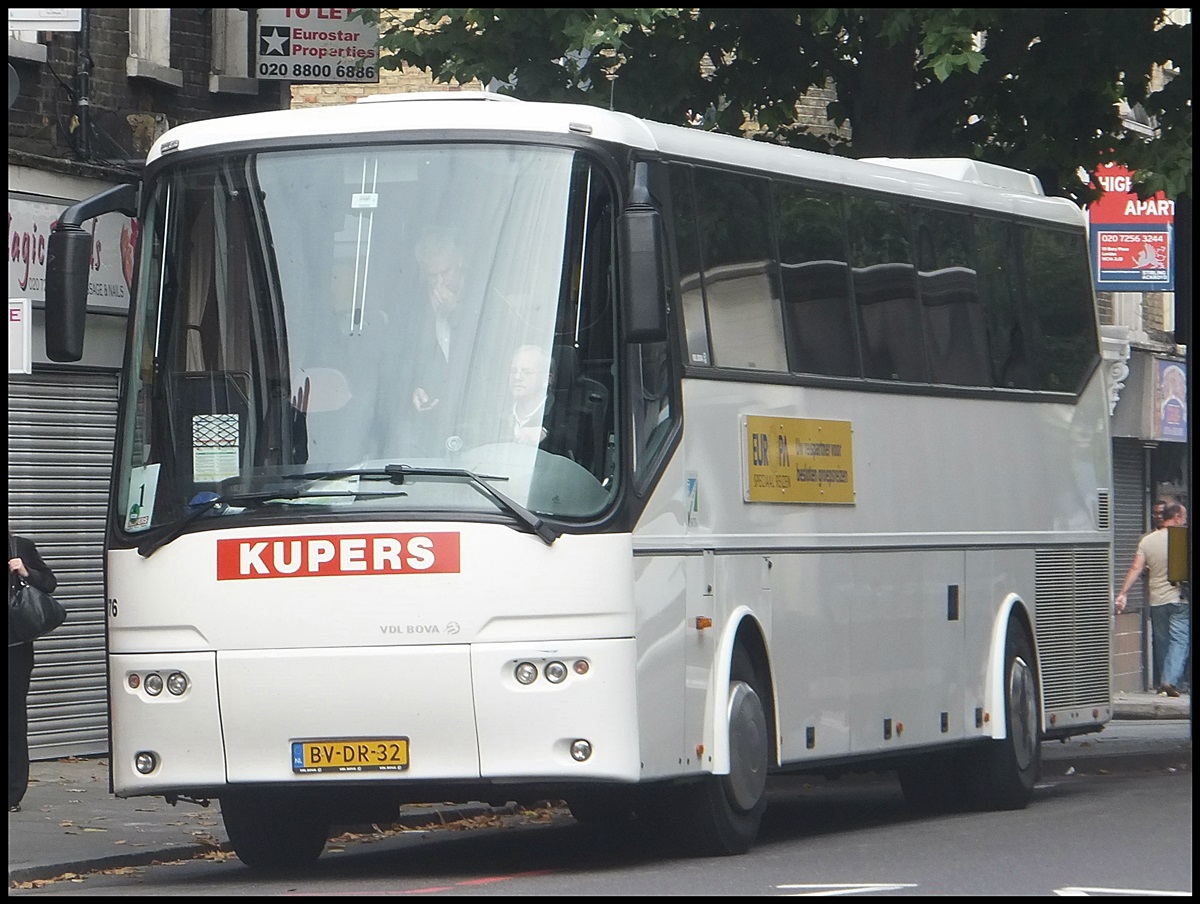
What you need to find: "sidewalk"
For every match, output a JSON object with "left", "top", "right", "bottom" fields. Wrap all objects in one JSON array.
[{"left": 8, "top": 692, "right": 1191, "bottom": 886}]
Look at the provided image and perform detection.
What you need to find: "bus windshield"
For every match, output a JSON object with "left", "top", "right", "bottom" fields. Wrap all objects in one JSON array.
[{"left": 117, "top": 143, "right": 618, "bottom": 538}]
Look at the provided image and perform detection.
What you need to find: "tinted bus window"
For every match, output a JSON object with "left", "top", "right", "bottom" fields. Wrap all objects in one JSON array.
[
  {"left": 1018, "top": 226, "right": 1099, "bottom": 393},
  {"left": 914, "top": 208, "right": 991, "bottom": 386},
  {"left": 845, "top": 196, "right": 927, "bottom": 382},
  {"left": 668, "top": 164, "right": 711, "bottom": 367},
  {"left": 773, "top": 183, "right": 859, "bottom": 377},
  {"left": 975, "top": 217, "right": 1035, "bottom": 389},
  {"left": 693, "top": 168, "right": 788, "bottom": 372}
]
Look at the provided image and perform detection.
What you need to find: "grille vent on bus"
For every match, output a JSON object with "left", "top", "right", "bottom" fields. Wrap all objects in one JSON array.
[
  {"left": 1034, "top": 548, "right": 1111, "bottom": 711},
  {"left": 1096, "top": 490, "right": 1112, "bottom": 530}
]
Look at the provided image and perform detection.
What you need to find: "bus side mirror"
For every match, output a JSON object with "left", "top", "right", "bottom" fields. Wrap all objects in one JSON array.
[
  {"left": 45, "top": 226, "right": 94, "bottom": 361},
  {"left": 44, "top": 182, "right": 139, "bottom": 362},
  {"left": 618, "top": 162, "right": 667, "bottom": 344}
]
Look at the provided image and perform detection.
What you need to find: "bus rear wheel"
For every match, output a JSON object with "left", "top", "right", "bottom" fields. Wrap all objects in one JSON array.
[
  {"left": 672, "top": 646, "right": 769, "bottom": 855},
  {"left": 968, "top": 617, "right": 1040, "bottom": 810},
  {"left": 221, "top": 792, "right": 330, "bottom": 872}
]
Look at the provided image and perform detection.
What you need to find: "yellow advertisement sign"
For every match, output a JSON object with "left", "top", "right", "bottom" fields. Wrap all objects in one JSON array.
[{"left": 743, "top": 416, "right": 855, "bottom": 504}]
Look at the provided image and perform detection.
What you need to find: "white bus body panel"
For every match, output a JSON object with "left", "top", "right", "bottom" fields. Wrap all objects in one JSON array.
[
  {"left": 107, "top": 525, "right": 641, "bottom": 795},
  {"left": 147, "top": 95, "right": 1085, "bottom": 231},
  {"left": 633, "top": 367, "right": 1112, "bottom": 769}
]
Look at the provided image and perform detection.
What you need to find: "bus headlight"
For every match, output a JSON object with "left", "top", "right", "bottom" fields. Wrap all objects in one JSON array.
[
  {"left": 514, "top": 662, "right": 538, "bottom": 685},
  {"left": 144, "top": 673, "right": 164, "bottom": 696},
  {"left": 544, "top": 661, "right": 568, "bottom": 683},
  {"left": 570, "top": 739, "right": 592, "bottom": 762},
  {"left": 135, "top": 751, "right": 158, "bottom": 774},
  {"left": 166, "top": 672, "right": 189, "bottom": 695}
]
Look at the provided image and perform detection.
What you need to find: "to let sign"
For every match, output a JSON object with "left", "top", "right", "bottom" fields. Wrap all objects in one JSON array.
[
  {"left": 1087, "top": 163, "right": 1175, "bottom": 291},
  {"left": 256, "top": 8, "right": 380, "bottom": 84}
]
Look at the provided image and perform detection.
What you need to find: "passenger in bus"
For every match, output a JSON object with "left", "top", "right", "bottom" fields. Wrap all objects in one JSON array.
[
  {"left": 506, "top": 344, "right": 571, "bottom": 458},
  {"left": 403, "top": 234, "right": 477, "bottom": 454}
]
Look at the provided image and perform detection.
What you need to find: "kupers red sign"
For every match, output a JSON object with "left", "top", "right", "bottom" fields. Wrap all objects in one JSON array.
[{"left": 216, "top": 532, "right": 460, "bottom": 580}]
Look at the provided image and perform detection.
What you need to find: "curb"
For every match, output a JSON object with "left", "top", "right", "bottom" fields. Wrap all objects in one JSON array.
[
  {"left": 8, "top": 802, "right": 517, "bottom": 886},
  {"left": 1040, "top": 751, "right": 1192, "bottom": 777},
  {"left": 1112, "top": 706, "right": 1192, "bottom": 721}
]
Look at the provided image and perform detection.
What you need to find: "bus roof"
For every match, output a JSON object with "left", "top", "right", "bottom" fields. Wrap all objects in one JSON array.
[{"left": 147, "top": 92, "right": 1083, "bottom": 226}]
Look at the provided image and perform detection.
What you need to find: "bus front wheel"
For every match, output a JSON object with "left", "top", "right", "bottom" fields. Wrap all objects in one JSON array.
[
  {"left": 672, "top": 646, "right": 769, "bottom": 855},
  {"left": 968, "top": 618, "right": 1040, "bottom": 810},
  {"left": 566, "top": 786, "right": 638, "bottom": 824},
  {"left": 221, "top": 792, "right": 330, "bottom": 872}
]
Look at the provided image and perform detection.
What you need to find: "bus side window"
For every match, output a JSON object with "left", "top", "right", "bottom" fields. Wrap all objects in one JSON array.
[
  {"left": 914, "top": 208, "right": 991, "bottom": 387},
  {"left": 919, "top": 267, "right": 991, "bottom": 386},
  {"left": 845, "top": 196, "right": 927, "bottom": 382},
  {"left": 975, "top": 217, "right": 1035, "bottom": 389},
  {"left": 692, "top": 168, "right": 787, "bottom": 373},
  {"left": 1017, "top": 226, "right": 1099, "bottom": 394},
  {"left": 668, "top": 164, "right": 711, "bottom": 367},
  {"left": 631, "top": 340, "right": 673, "bottom": 475},
  {"left": 773, "top": 183, "right": 859, "bottom": 377}
]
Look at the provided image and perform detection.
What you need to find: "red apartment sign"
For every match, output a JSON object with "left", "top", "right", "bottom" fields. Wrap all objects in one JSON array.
[{"left": 1087, "top": 164, "right": 1175, "bottom": 291}]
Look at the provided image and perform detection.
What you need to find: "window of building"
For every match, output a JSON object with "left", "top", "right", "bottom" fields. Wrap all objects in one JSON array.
[
  {"left": 8, "top": 28, "right": 48, "bottom": 64},
  {"left": 210, "top": 8, "right": 260, "bottom": 95},
  {"left": 128, "top": 9, "right": 183, "bottom": 88}
]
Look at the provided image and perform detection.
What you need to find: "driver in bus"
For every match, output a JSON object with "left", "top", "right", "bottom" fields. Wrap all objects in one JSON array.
[{"left": 506, "top": 344, "right": 571, "bottom": 458}]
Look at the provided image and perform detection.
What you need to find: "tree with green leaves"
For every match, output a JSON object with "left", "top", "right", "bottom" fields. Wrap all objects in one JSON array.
[{"left": 370, "top": 8, "right": 1190, "bottom": 205}]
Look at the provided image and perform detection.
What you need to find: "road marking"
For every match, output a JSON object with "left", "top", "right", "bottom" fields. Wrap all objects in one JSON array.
[
  {"left": 1055, "top": 887, "right": 1190, "bottom": 896},
  {"left": 776, "top": 883, "right": 919, "bottom": 896}
]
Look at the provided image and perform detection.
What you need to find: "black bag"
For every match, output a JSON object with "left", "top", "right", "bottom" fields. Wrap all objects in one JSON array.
[{"left": 9, "top": 577, "right": 67, "bottom": 645}]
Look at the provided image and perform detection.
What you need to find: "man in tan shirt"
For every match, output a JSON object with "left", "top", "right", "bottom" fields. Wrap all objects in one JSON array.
[{"left": 1115, "top": 502, "right": 1189, "bottom": 696}]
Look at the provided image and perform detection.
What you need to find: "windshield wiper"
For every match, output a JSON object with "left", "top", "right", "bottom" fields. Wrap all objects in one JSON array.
[
  {"left": 136, "top": 490, "right": 303, "bottom": 558},
  {"left": 135, "top": 464, "right": 554, "bottom": 558},
  {"left": 383, "top": 464, "right": 558, "bottom": 545},
  {"left": 273, "top": 467, "right": 508, "bottom": 485}
]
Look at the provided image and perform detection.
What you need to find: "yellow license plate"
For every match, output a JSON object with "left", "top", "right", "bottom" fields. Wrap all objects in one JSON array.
[{"left": 291, "top": 738, "right": 409, "bottom": 773}]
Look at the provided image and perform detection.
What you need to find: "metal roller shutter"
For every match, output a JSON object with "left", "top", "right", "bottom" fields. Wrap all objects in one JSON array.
[
  {"left": 1112, "top": 438, "right": 1148, "bottom": 609},
  {"left": 8, "top": 370, "right": 119, "bottom": 759}
]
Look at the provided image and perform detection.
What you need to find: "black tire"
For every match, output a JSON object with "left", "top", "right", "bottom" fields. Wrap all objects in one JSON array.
[
  {"left": 222, "top": 792, "right": 330, "bottom": 872},
  {"left": 897, "top": 751, "right": 971, "bottom": 814},
  {"left": 566, "top": 787, "right": 637, "bottom": 824},
  {"left": 671, "top": 646, "right": 770, "bottom": 855},
  {"left": 967, "top": 617, "right": 1041, "bottom": 810}
]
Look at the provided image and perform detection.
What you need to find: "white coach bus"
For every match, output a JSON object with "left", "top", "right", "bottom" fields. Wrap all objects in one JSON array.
[{"left": 43, "top": 93, "right": 1112, "bottom": 870}]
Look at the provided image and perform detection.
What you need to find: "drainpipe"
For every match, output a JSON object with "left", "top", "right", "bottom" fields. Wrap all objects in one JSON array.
[{"left": 75, "top": 8, "right": 91, "bottom": 160}]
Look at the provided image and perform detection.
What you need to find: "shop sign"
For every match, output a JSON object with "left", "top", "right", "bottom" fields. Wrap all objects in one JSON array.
[
  {"left": 1087, "top": 164, "right": 1175, "bottom": 292},
  {"left": 256, "top": 8, "right": 380, "bottom": 84},
  {"left": 1153, "top": 358, "right": 1187, "bottom": 442},
  {"left": 8, "top": 193, "right": 134, "bottom": 312}
]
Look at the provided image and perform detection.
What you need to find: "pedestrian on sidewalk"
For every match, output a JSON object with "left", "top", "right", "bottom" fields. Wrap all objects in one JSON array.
[
  {"left": 9, "top": 530, "right": 58, "bottom": 812},
  {"left": 1115, "top": 502, "right": 1189, "bottom": 697},
  {"left": 1151, "top": 498, "right": 1169, "bottom": 531}
]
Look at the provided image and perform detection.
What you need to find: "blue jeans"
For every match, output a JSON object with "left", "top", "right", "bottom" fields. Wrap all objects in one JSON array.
[{"left": 1151, "top": 602, "right": 1190, "bottom": 689}]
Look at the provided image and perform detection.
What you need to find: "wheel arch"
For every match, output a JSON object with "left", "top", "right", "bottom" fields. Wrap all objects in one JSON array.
[
  {"left": 983, "top": 593, "right": 1043, "bottom": 740},
  {"left": 705, "top": 606, "right": 779, "bottom": 774}
]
